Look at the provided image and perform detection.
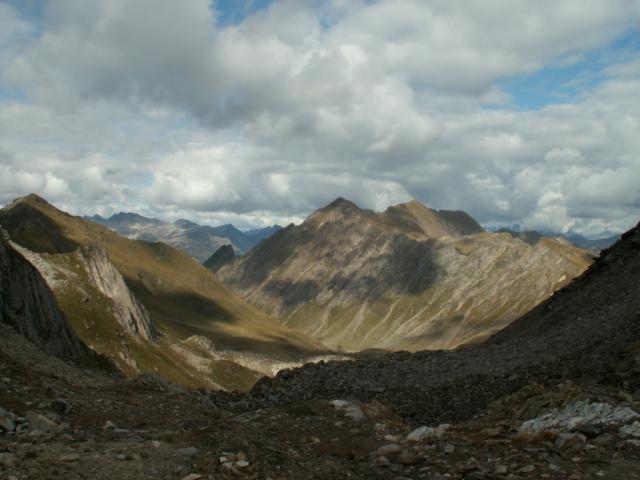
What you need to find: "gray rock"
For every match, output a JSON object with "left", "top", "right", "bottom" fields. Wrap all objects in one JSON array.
[
  {"left": 406, "top": 424, "right": 450, "bottom": 443},
  {"left": 27, "top": 412, "right": 61, "bottom": 433},
  {"left": 181, "top": 475, "right": 204, "bottom": 480},
  {"left": 555, "top": 432, "right": 586, "bottom": 449},
  {"left": 176, "top": 447, "right": 199, "bottom": 456},
  {"left": 0, "top": 406, "right": 17, "bottom": 432},
  {"left": 375, "top": 443, "right": 401, "bottom": 457}
]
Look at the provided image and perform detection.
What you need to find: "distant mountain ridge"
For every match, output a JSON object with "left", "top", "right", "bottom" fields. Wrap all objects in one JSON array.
[
  {"left": 496, "top": 227, "right": 619, "bottom": 252},
  {"left": 86, "top": 212, "right": 282, "bottom": 261},
  {"left": 218, "top": 197, "right": 594, "bottom": 352}
]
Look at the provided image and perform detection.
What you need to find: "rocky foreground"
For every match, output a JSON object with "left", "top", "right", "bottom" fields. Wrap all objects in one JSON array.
[{"left": 3, "top": 320, "right": 640, "bottom": 480}]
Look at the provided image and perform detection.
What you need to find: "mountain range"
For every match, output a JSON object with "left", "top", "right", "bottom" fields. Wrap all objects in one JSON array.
[
  {"left": 87, "top": 212, "right": 281, "bottom": 261},
  {"left": 0, "top": 194, "right": 325, "bottom": 391},
  {"left": 218, "top": 197, "right": 593, "bottom": 351},
  {"left": 496, "top": 228, "right": 619, "bottom": 252}
]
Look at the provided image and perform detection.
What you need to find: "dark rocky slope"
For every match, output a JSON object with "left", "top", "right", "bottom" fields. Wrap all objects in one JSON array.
[{"left": 0, "top": 228, "right": 89, "bottom": 360}]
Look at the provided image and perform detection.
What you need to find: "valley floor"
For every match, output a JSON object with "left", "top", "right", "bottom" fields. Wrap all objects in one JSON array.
[{"left": 3, "top": 323, "right": 640, "bottom": 480}]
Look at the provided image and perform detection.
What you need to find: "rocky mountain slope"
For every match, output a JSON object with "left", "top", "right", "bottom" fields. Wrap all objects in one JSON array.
[
  {"left": 0, "top": 228, "right": 89, "bottom": 360},
  {"left": 219, "top": 198, "right": 593, "bottom": 351},
  {"left": 0, "top": 194, "right": 326, "bottom": 390},
  {"left": 77, "top": 244, "right": 156, "bottom": 342},
  {"left": 88, "top": 212, "right": 281, "bottom": 261}
]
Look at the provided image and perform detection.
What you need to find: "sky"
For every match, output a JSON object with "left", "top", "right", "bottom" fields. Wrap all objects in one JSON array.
[{"left": 0, "top": 0, "right": 639, "bottom": 236}]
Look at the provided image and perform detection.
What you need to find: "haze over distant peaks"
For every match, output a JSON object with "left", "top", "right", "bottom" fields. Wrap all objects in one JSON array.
[{"left": 87, "top": 211, "right": 282, "bottom": 261}]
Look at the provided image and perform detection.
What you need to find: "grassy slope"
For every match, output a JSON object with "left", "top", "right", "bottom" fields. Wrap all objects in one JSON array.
[{"left": 0, "top": 195, "right": 324, "bottom": 389}]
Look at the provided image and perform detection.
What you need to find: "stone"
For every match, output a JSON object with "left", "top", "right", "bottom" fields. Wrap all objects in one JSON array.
[
  {"left": 495, "top": 464, "right": 508, "bottom": 474},
  {"left": 152, "top": 440, "right": 161, "bottom": 448},
  {"left": 0, "top": 406, "right": 17, "bottom": 432},
  {"left": 375, "top": 443, "right": 401, "bottom": 457},
  {"left": 102, "top": 420, "right": 116, "bottom": 430},
  {"left": 443, "top": 444, "right": 455, "bottom": 454},
  {"left": 620, "top": 421, "right": 640, "bottom": 438},
  {"left": 59, "top": 453, "right": 80, "bottom": 462},
  {"left": 0, "top": 452, "right": 16, "bottom": 467},
  {"left": 519, "top": 401, "right": 639, "bottom": 436},
  {"left": 176, "top": 447, "right": 199, "bottom": 456},
  {"left": 27, "top": 412, "right": 61, "bottom": 433},
  {"left": 235, "top": 460, "right": 250, "bottom": 468},
  {"left": 182, "top": 475, "right": 203, "bottom": 480},
  {"left": 555, "top": 432, "right": 586, "bottom": 449},
  {"left": 406, "top": 424, "right": 450, "bottom": 443},
  {"left": 329, "top": 400, "right": 366, "bottom": 421},
  {"left": 521, "top": 465, "right": 535, "bottom": 473}
]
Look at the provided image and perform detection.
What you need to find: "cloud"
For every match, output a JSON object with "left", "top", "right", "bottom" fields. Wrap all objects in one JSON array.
[{"left": 0, "top": 0, "right": 639, "bottom": 236}]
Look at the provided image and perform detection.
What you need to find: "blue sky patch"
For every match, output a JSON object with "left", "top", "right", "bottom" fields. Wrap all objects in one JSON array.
[
  {"left": 213, "top": 0, "right": 273, "bottom": 26},
  {"left": 492, "top": 27, "right": 640, "bottom": 111}
]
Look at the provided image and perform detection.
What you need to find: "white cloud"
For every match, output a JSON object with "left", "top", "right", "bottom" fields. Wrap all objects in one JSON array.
[{"left": 0, "top": 0, "right": 639, "bottom": 236}]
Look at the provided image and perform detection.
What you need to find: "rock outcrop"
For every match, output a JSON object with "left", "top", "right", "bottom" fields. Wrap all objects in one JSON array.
[
  {"left": 76, "top": 244, "right": 156, "bottom": 342},
  {"left": 0, "top": 227, "right": 88, "bottom": 359},
  {"left": 203, "top": 244, "right": 235, "bottom": 272},
  {"left": 219, "top": 198, "right": 594, "bottom": 351}
]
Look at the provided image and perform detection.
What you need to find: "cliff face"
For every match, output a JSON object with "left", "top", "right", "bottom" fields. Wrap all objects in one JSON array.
[
  {"left": 77, "top": 244, "right": 156, "bottom": 342},
  {"left": 219, "top": 199, "right": 594, "bottom": 351},
  {"left": 0, "top": 228, "right": 88, "bottom": 359}
]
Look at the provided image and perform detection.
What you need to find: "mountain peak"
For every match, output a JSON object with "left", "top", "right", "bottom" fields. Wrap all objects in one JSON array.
[
  {"left": 108, "top": 212, "right": 160, "bottom": 225},
  {"left": 9, "top": 193, "right": 52, "bottom": 210},
  {"left": 394, "top": 199, "right": 428, "bottom": 210},
  {"left": 323, "top": 197, "right": 360, "bottom": 211}
]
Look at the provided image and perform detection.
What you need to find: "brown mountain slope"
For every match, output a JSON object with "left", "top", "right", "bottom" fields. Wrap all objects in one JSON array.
[
  {"left": 218, "top": 198, "right": 593, "bottom": 351},
  {"left": 0, "top": 195, "right": 325, "bottom": 390}
]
